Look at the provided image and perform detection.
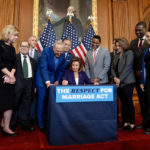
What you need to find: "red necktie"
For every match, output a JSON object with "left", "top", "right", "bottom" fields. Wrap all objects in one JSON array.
[
  {"left": 93, "top": 50, "right": 96, "bottom": 63},
  {"left": 138, "top": 39, "right": 143, "bottom": 53}
]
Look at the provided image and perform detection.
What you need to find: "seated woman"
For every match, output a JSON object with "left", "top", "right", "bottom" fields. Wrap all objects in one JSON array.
[{"left": 62, "top": 57, "right": 97, "bottom": 85}]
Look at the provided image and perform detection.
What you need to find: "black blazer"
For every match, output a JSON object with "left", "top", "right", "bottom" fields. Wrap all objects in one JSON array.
[
  {"left": 15, "top": 53, "right": 36, "bottom": 90},
  {"left": 33, "top": 49, "right": 41, "bottom": 64},
  {"left": 0, "top": 40, "right": 16, "bottom": 85},
  {"left": 111, "top": 50, "right": 135, "bottom": 87},
  {"left": 130, "top": 38, "right": 149, "bottom": 71},
  {"left": 63, "top": 70, "right": 92, "bottom": 85}
]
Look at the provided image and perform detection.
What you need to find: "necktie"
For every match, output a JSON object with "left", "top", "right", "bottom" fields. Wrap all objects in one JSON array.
[
  {"left": 138, "top": 39, "right": 143, "bottom": 53},
  {"left": 23, "top": 55, "right": 28, "bottom": 78},
  {"left": 93, "top": 50, "right": 96, "bottom": 63},
  {"left": 54, "top": 57, "right": 59, "bottom": 71}
]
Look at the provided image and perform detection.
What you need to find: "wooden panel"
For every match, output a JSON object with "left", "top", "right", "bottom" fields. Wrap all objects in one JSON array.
[
  {"left": 0, "top": 0, "right": 15, "bottom": 38},
  {"left": 97, "top": 0, "right": 112, "bottom": 50},
  {"left": 128, "top": 0, "right": 140, "bottom": 41},
  {"left": 143, "top": 0, "right": 150, "bottom": 8},
  {"left": 142, "top": 0, "right": 150, "bottom": 29},
  {"left": 112, "top": 1, "right": 130, "bottom": 40},
  {"left": 18, "top": 0, "right": 34, "bottom": 45}
]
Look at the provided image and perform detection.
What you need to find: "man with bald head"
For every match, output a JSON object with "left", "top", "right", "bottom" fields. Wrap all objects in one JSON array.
[{"left": 35, "top": 40, "right": 65, "bottom": 131}]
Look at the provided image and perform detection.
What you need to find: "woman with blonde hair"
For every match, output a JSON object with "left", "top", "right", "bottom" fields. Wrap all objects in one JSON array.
[{"left": 0, "top": 25, "right": 18, "bottom": 136}]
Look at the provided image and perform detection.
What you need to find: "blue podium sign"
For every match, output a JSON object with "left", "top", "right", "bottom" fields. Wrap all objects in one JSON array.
[
  {"left": 56, "top": 86, "right": 113, "bottom": 103},
  {"left": 47, "top": 85, "right": 117, "bottom": 146}
]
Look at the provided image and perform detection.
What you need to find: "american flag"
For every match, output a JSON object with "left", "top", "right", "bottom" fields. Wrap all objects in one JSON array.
[
  {"left": 61, "top": 22, "right": 80, "bottom": 50},
  {"left": 82, "top": 24, "right": 96, "bottom": 51},
  {"left": 36, "top": 19, "right": 57, "bottom": 52},
  {"left": 70, "top": 24, "right": 96, "bottom": 66}
]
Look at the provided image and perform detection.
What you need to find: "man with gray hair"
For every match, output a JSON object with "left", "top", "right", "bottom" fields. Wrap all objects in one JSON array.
[{"left": 35, "top": 40, "right": 65, "bottom": 131}]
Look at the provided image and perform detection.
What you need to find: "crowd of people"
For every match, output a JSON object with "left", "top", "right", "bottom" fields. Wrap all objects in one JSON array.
[{"left": 0, "top": 21, "right": 150, "bottom": 137}]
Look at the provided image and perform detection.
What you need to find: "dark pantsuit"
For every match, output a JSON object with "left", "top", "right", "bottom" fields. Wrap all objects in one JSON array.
[{"left": 118, "top": 83, "right": 135, "bottom": 124}]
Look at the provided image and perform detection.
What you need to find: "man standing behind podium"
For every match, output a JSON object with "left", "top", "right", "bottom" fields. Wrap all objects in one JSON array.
[
  {"left": 28, "top": 35, "right": 41, "bottom": 122},
  {"left": 11, "top": 41, "right": 36, "bottom": 131},
  {"left": 85, "top": 35, "right": 111, "bottom": 84},
  {"left": 63, "top": 37, "right": 74, "bottom": 69},
  {"left": 35, "top": 40, "right": 65, "bottom": 131},
  {"left": 28, "top": 36, "right": 41, "bottom": 63},
  {"left": 130, "top": 21, "right": 149, "bottom": 128}
]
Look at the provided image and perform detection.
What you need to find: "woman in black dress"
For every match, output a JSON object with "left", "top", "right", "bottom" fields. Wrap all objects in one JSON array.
[{"left": 0, "top": 25, "right": 18, "bottom": 136}]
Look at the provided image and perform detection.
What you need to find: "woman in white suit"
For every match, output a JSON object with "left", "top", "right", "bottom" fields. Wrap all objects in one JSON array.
[{"left": 111, "top": 38, "right": 136, "bottom": 132}]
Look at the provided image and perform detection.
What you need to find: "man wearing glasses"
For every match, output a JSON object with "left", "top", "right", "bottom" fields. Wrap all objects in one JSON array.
[
  {"left": 35, "top": 40, "right": 65, "bottom": 132},
  {"left": 10, "top": 41, "right": 36, "bottom": 132}
]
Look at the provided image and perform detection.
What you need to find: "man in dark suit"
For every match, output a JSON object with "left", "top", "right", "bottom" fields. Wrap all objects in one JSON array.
[
  {"left": 35, "top": 40, "right": 65, "bottom": 131},
  {"left": 108, "top": 39, "right": 118, "bottom": 83},
  {"left": 10, "top": 41, "right": 36, "bottom": 132},
  {"left": 63, "top": 37, "right": 74, "bottom": 69},
  {"left": 28, "top": 36, "right": 41, "bottom": 63},
  {"left": 130, "top": 21, "right": 149, "bottom": 128},
  {"left": 28, "top": 36, "right": 41, "bottom": 122}
]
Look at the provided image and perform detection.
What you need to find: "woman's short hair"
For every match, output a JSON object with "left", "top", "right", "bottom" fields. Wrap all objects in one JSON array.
[
  {"left": 1, "top": 25, "right": 19, "bottom": 41},
  {"left": 116, "top": 37, "right": 129, "bottom": 50},
  {"left": 69, "top": 57, "right": 83, "bottom": 72}
]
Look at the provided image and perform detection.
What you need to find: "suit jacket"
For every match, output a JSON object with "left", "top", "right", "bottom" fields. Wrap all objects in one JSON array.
[
  {"left": 63, "top": 70, "right": 92, "bottom": 85},
  {"left": 35, "top": 46, "right": 65, "bottom": 87},
  {"left": 85, "top": 47, "right": 111, "bottom": 84},
  {"left": 15, "top": 53, "right": 36, "bottom": 90},
  {"left": 33, "top": 49, "right": 41, "bottom": 63},
  {"left": 111, "top": 50, "right": 135, "bottom": 87},
  {"left": 130, "top": 38, "right": 149, "bottom": 71},
  {"left": 64, "top": 52, "right": 74, "bottom": 69},
  {"left": 108, "top": 51, "right": 118, "bottom": 83}
]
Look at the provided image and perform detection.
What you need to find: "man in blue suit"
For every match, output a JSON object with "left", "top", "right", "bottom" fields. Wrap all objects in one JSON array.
[{"left": 35, "top": 40, "right": 65, "bottom": 131}]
